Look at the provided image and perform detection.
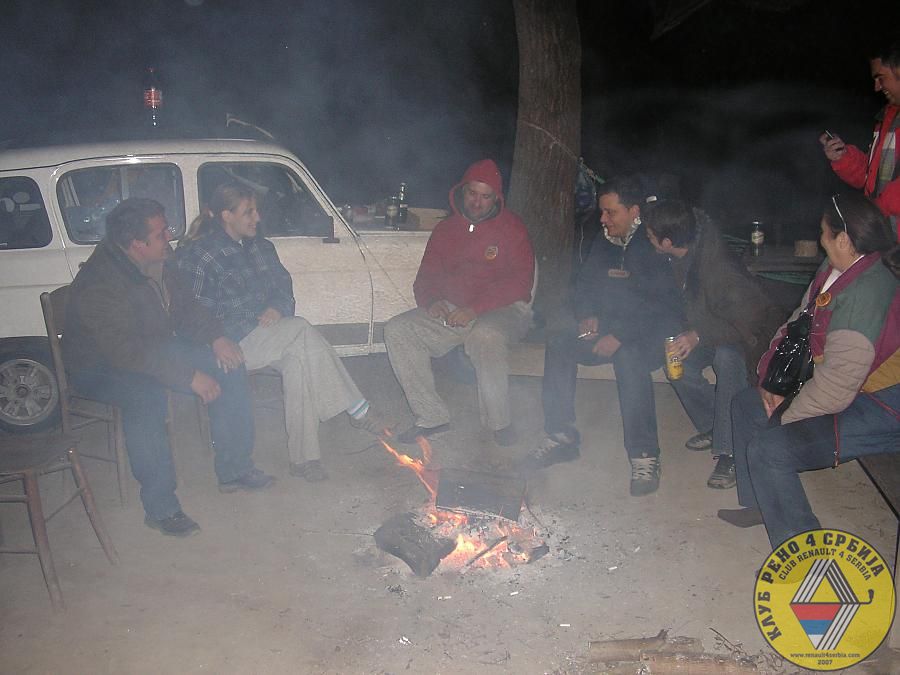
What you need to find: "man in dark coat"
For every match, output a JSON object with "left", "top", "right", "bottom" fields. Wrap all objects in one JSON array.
[
  {"left": 643, "top": 199, "right": 785, "bottom": 489},
  {"left": 523, "top": 177, "right": 682, "bottom": 496},
  {"left": 66, "top": 199, "right": 273, "bottom": 536}
]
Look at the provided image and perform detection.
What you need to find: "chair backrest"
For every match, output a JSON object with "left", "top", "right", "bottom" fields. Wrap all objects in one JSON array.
[{"left": 40, "top": 286, "right": 73, "bottom": 433}]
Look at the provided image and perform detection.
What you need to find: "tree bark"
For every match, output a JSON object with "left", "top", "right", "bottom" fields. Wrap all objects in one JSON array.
[{"left": 508, "top": 0, "right": 581, "bottom": 325}]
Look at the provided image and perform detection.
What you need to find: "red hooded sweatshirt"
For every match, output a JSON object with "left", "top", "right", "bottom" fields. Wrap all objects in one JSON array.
[{"left": 413, "top": 159, "right": 535, "bottom": 315}]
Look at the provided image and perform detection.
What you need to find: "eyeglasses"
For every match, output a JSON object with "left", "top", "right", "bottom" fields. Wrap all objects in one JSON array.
[{"left": 831, "top": 194, "right": 848, "bottom": 235}]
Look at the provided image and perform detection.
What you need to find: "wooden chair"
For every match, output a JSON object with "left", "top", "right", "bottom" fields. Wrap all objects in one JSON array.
[
  {"left": 41, "top": 288, "right": 129, "bottom": 505},
  {"left": 0, "top": 434, "right": 119, "bottom": 610}
]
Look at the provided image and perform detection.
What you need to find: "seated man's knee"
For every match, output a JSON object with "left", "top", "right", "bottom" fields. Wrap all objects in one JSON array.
[
  {"left": 384, "top": 312, "right": 414, "bottom": 343},
  {"left": 465, "top": 323, "right": 508, "bottom": 359}
]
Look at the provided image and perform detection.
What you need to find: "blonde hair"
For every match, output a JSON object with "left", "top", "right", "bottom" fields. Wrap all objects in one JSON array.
[{"left": 181, "top": 181, "right": 256, "bottom": 245}]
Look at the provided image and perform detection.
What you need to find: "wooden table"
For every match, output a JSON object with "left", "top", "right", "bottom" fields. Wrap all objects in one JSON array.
[{"left": 741, "top": 245, "right": 822, "bottom": 275}]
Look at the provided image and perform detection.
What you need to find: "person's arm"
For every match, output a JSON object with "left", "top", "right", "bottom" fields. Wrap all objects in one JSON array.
[
  {"left": 830, "top": 144, "right": 870, "bottom": 190},
  {"left": 413, "top": 229, "right": 450, "bottom": 309},
  {"left": 255, "top": 239, "right": 295, "bottom": 318},
  {"left": 781, "top": 329, "right": 875, "bottom": 423}
]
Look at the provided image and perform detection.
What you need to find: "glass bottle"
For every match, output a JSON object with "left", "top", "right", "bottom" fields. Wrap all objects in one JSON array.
[{"left": 398, "top": 182, "right": 408, "bottom": 227}]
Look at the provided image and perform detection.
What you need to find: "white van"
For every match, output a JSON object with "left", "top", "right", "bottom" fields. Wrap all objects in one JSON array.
[{"left": 0, "top": 139, "right": 432, "bottom": 432}]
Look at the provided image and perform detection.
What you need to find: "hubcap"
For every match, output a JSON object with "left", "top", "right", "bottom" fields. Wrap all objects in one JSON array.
[{"left": 0, "top": 357, "right": 59, "bottom": 428}]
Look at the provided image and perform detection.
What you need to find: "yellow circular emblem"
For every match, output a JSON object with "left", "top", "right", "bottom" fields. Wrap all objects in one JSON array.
[
  {"left": 815, "top": 292, "right": 832, "bottom": 308},
  {"left": 753, "top": 528, "right": 894, "bottom": 671}
]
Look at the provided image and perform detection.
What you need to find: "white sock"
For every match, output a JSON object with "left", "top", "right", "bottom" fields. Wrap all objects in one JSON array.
[{"left": 348, "top": 399, "right": 369, "bottom": 420}]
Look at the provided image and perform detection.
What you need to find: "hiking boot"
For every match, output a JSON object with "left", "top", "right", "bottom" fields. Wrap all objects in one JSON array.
[
  {"left": 519, "top": 431, "right": 580, "bottom": 475},
  {"left": 395, "top": 423, "right": 450, "bottom": 445},
  {"left": 289, "top": 459, "right": 328, "bottom": 482},
  {"left": 629, "top": 456, "right": 661, "bottom": 496},
  {"left": 349, "top": 406, "right": 394, "bottom": 437},
  {"left": 144, "top": 510, "right": 200, "bottom": 537},
  {"left": 707, "top": 454, "right": 736, "bottom": 489},
  {"left": 219, "top": 468, "right": 276, "bottom": 493},
  {"left": 685, "top": 430, "right": 713, "bottom": 451},
  {"left": 717, "top": 507, "right": 763, "bottom": 528},
  {"left": 493, "top": 425, "right": 519, "bottom": 447}
]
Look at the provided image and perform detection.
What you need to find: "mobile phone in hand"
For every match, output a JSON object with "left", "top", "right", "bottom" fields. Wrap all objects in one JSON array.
[{"left": 824, "top": 129, "right": 835, "bottom": 140}]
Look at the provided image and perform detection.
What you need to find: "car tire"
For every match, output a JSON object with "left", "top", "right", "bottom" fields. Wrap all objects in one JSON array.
[{"left": 0, "top": 347, "right": 60, "bottom": 433}]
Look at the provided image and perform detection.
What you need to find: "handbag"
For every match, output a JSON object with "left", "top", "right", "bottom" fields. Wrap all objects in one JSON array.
[{"left": 761, "top": 293, "right": 817, "bottom": 398}]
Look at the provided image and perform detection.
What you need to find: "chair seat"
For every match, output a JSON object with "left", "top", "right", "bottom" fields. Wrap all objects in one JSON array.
[{"left": 0, "top": 434, "right": 79, "bottom": 474}]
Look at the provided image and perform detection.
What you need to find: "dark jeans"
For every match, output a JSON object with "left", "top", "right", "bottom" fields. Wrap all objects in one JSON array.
[
  {"left": 668, "top": 344, "right": 748, "bottom": 456},
  {"left": 542, "top": 331, "right": 666, "bottom": 458},
  {"left": 72, "top": 340, "right": 256, "bottom": 520},
  {"left": 732, "top": 384, "right": 900, "bottom": 548}
]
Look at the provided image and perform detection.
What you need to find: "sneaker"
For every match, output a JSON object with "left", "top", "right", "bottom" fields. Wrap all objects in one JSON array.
[
  {"left": 289, "top": 459, "right": 328, "bottom": 482},
  {"left": 144, "top": 510, "right": 200, "bottom": 537},
  {"left": 707, "top": 454, "right": 736, "bottom": 489},
  {"left": 629, "top": 456, "right": 661, "bottom": 496},
  {"left": 717, "top": 507, "right": 763, "bottom": 528},
  {"left": 349, "top": 406, "right": 394, "bottom": 437},
  {"left": 493, "top": 425, "right": 519, "bottom": 447},
  {"left": 685, "top": 430, "right": 713, "bottom": 451},
  {"left": 395, "top": 423, "right": 450, "bottom": 445},
  {"left": 519, "top": 431, "right": 580, "bottom": 475},
  {"left": 219, "top": 468, "right": 276, "bottom": 493}
]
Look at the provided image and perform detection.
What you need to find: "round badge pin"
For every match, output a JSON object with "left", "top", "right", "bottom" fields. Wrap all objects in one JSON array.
[{"left": 753, "top": 528, "right": 894, "bottom": 671}]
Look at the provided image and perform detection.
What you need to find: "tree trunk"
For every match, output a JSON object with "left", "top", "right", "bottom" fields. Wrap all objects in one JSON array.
[{"left": 508, "top": 0, "right": 581, "bottom": 326}]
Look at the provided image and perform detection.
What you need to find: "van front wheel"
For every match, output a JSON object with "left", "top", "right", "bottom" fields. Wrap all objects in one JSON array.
[{"left": 0, "top": 348, "right": 60, "bottom": 433}]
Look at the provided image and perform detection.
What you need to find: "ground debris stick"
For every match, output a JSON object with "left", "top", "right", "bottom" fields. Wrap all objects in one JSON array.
[
  {"left": 373, "top": 512, "right": 456, "bottom": 577},
  {"left": 588, "top": 630, "right": 707, "bottom": 664},
  {"left": 636, "top": 652, "right": 758, "bottom": 673}
]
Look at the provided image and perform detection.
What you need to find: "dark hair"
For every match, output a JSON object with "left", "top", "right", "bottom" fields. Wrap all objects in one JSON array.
[
  {"left": 105, "top": 198, "right": 164, "bottom": 248},
  {"left": 823, "top": 192, "right": 894, "bottom": 255},
  {"left": 183, "top": 181, "right": 256, "bottom": 244},
  {"left": 597, "top": 175, "right": 644, "bottom": 209},
  {"left": 642, "top": 199, "right": 697, "bottom": 248},
  {"left": 873, "top": 38, "right": 900, "bottom": 69}
]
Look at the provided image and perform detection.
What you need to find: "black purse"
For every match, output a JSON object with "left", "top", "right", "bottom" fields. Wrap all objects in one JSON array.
[{"left": 761, "top": 294, "right": 817, "bottom": 398}]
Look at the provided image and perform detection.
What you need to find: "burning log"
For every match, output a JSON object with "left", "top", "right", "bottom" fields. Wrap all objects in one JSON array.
[
  {"left": 373, "top": 512, "right": 457, "bottom": 577},
  {"left": 588, "top": 630, "right": 704, "bottom": 663}
]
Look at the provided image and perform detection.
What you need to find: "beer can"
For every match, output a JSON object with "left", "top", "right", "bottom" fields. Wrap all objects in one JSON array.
[{"left": 664, "top": 336, "right": 683, "bottom": 380}]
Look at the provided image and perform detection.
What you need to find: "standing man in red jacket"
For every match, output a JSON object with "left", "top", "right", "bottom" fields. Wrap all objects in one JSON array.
[
  {"left": 821, "top": 39, "right": 900, "bottom": 238},
  {"left": 385, "top": 159, "right": 535, "bottom": 446}
]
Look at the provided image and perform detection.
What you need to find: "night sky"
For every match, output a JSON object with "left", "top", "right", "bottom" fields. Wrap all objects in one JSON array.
[{"left": 2, "top": 0, "right": 898, "bottom": 234}]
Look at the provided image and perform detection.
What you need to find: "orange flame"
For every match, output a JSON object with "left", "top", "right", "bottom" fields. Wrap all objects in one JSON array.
[{"left": 380, "top": 438, "right": 438, "bottom": 498}]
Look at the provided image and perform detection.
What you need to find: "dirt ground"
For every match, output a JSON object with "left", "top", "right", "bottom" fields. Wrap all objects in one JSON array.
[{"left": 1, "top": 354, "right": 897, "bottom": 674}]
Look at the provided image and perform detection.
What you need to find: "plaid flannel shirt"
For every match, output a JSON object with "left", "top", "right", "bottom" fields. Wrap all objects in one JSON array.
[{"left": 170, "top": 226, "right": 295, "bottom": 342}]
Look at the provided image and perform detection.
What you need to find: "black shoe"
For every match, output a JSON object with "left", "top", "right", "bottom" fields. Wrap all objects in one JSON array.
[
  {"left": 219, "top": 468, "right": 276, "bottom": 493},
  {"left": 144, "top": 510, "right": 200, "bottom": 537},
  {"left": 629, "top": 456, "right": 661, "bottom": 496},
  {"left": 493, "top": 425, "right": 519, "bottom": 447},
  {"left": 717, "top": 507, "right": 763, "bottom": 528},
  {"left": 707, "top": 455, "right": 736, "bottom": 489},
  {"left": 396, "top": 423, "right": 450, "bottom": 444},
  {"left": 685, "top": 430, "right": 713, "bottom": 451},
  {"left": 519, "top": 431, "right": 580, "bottom": 475}
]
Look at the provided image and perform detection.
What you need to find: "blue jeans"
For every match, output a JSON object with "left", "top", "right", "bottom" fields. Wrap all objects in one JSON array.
[
  {"left": 668, "top": 344, "right": 748, "bottom": 456},
  {"left": 732, "top": 384, "right": 900, "bottom": 548},
  {"left": 72, "top": 340, "right": 256, "bottom": 520},
  {"left": 542, "top": 331, "right": 667, "bottom": 459}
]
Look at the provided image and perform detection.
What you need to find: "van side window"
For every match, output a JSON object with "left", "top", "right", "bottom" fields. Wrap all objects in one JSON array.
[
  {"left": 198, "top": 162, "right": 333, "bottom": 238},
  {"left": 0, "top": 177, "right": 52, "bottom": 250},
  {"left": 57, "top": 164, "right": 185, "bottom": 244}
]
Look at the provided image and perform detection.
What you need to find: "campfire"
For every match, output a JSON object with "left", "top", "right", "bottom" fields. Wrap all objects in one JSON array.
[{"left": 374, "top": 437, "right": 549, "bottom": 577}]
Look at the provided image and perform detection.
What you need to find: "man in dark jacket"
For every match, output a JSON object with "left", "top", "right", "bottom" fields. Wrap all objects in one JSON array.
[
  {"left": 523, "top": 177, "right": 682, "bottom": 496},
  {"left": 385, "top": 159, "right": 535, "bottom": 446},
  {"left": 643, "top": 200, "right": 785, "bottom": 490},
  {"left": 66, "top": 199, "right": 273, "bottom": 537}
]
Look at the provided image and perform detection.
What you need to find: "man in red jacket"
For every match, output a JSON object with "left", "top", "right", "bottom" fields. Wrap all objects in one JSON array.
[
  {"left": 385, "top": 159, "right": 535, "bottom": 446},
  {"left": 821, "top": 39, "right": 900, "bottom": 238}
]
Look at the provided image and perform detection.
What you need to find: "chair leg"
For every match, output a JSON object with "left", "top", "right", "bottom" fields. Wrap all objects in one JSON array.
[
  {"left": 68, "top": 448, "right": 119, "bottom": 565},
  {"left": 23, "top": 470, "right": 64, "bottom": 610},
  {"left": 112, "top": 407, "right": 128, "bottom": 506}
]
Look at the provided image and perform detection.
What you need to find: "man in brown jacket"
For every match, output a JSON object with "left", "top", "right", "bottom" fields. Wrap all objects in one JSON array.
[
  {"left": 643, "top": 200, "right": 785, "bottom": 490},
  {"left": 66, "top": 199, "right": 273, "bottom": 536}
]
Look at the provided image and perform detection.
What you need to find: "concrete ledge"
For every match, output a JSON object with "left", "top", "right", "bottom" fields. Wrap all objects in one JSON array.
[{"left": 509, "top": 342, "right": 714, "bottom": 384}]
